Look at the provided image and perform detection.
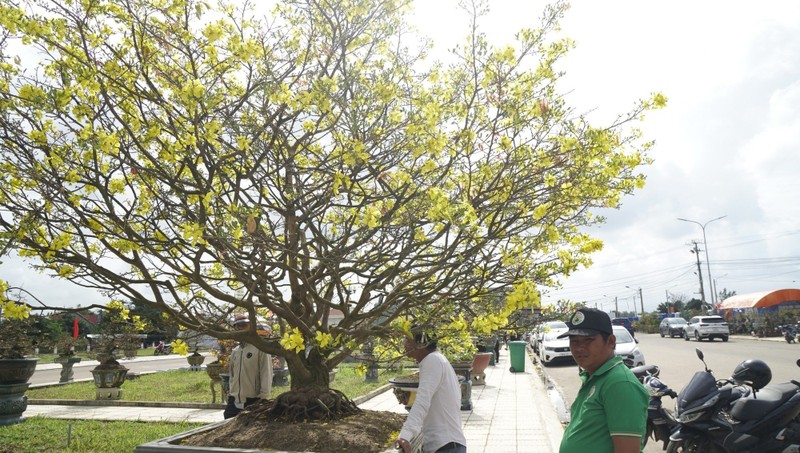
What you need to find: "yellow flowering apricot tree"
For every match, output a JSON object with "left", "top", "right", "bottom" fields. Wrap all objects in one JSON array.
[{"left": 0, "top": 0, "right": 664, "bottom": 420}]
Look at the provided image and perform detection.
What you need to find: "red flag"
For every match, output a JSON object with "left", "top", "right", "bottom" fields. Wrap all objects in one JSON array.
[{"left": 73, "top": 318, "right": 79, "bottom": 339}]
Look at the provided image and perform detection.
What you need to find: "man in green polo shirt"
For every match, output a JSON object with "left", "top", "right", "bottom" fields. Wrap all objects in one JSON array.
[{"left": 558, "top": 308, "right": 648, "bottom": 453}]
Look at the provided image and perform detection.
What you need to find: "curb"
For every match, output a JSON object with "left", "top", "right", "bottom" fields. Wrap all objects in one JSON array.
[
  {"left": 531, "top": 350, "right": 570, "bottom": 426},
  {"left": 28, "top": 399, "right": 226, "bottom": 409}
]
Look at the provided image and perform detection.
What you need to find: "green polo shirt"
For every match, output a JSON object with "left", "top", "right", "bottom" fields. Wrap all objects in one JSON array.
[{"left": 559, "top": 355, "right": 648, "bottom": 453}]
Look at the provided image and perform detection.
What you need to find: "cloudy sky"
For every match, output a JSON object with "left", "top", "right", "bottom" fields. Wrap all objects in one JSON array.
[
  {"left": 412, "top": 0, "right": 800, "bottom": 314},
  {"left": 2, "top": 0, "right": 799, "bottom": 315}
]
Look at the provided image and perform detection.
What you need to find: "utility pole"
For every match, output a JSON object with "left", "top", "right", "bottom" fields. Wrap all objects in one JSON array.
[
  {"left": 691, "top": 240, "right": 707, "bottom": 311},
  {"left": 615, "top": 296, "right": 619, "bottom": 317},
  {"left": 638, "top": 287, "right": 644, "bottom": 316}
]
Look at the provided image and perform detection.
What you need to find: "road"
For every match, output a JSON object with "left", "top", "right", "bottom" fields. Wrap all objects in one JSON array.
[
  {"left": 30, "top": 354, "right": 207, "bottom": 386},
  {"left": 540, "top": 334, "right": 800, "bottom": 452}
]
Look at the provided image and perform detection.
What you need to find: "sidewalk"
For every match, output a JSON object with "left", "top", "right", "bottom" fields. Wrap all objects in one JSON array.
[{"left": 25, "top": 347, "right": 564, "bottom": 452}]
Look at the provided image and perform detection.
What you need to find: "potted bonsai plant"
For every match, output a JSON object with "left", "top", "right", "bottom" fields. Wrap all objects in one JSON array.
[
  {"left": 89, "top": 301, "right": 149, "bottom": 400},
  {"left": 0, "top": 291, "right": 40, "bottom": 426}
]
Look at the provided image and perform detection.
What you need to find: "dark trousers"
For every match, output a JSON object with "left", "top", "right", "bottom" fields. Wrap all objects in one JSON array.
[
  {"left": 435, "top": 442, "right": 466, "bottom": 453},
  {"left": 223, "top": 396, "right": 258, "bottom": 419}
]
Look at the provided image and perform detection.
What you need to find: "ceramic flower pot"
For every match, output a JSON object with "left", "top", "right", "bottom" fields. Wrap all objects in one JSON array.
[{"left": 471, "top": 352, "right": 492, "bottom": 385}]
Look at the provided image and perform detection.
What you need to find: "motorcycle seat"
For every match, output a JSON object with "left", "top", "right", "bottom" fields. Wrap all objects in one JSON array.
[
  {"left": 729, "top": 383, "right": 800, "bottom": 421},
  {"left": 631, "top": 364, "right": 659, "bottom": 380}
]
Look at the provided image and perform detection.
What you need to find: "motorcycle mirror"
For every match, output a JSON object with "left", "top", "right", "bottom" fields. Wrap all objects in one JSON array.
[
  {"left": 696, "top": 348, "right": 710, "bottom": 372},
  {"left": 796, "top": 358, "right": 800, "bottom": 368}
]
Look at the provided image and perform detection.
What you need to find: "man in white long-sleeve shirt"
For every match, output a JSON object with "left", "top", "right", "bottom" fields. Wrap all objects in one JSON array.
[
  {"left": 395, "top": 328, "right": 467, "bottom": 453},
  {"left": 223, "top": 314, "right": 273, "bottom": 419}
]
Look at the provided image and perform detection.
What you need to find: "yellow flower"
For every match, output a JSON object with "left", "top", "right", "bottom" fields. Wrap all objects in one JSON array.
[
  {"left": 171, "top": 339, "right": 189, "bottom": 356},
  {"left": 280, "top": 327, "right": 305, "bottom": 353},
  {"left": 354, "top": 363, "right": 367, "bottom": 377},
  {"left": 1, "top": 300, "right": 30, "bottom": 320},
  {"left": 315, "top": 331, "right": 334, "bottom": 349}
]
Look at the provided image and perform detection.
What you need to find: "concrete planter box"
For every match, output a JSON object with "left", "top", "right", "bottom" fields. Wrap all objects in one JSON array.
[{"left": 135, "top": 418, "right": 423, "bottom": 453}]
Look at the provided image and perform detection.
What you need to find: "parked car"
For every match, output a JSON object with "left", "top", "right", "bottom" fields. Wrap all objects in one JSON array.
[
  {"left": 684, "top": 315, "right": 729, "bottom": 342},
  {"left": 537, "top": 326, "right": 572, "bottom": 366},
  {"left": 659, "top": 317, "right": 688, "bottom": 338},
  {"left": 611, "top": 317, "right": 635, "bottom": 336},
  {"left": 531, "top": 321, "right": 568, "bottom": 353},
  {"left": 613, "top": 325, "right": 646, "bottom": 367}
]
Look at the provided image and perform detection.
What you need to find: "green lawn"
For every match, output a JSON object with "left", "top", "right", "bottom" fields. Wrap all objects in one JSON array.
[
  {"left": 0, "top": 418, "right": 204, "bottom": 453},
  {"left": 28, "top": 363, "right": 412, "bottom": 402}
]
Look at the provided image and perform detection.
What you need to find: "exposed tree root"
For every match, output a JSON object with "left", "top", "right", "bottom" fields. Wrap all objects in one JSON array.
[{"left": 246, "top": 388, "right": 362, "bottom": 423}]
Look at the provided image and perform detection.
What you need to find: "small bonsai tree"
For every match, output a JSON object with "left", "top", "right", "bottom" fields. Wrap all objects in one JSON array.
[{"left": 90, "top": 301, "right": 149, "bottom": 369}]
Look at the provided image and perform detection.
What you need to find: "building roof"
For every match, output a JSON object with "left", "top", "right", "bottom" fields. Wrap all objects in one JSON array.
[{"left": 718, "top": 288, "right": 800, "bottom": 310}]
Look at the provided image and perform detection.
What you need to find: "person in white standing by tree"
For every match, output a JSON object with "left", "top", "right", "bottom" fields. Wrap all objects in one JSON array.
[{"left": 223, "top": 314, "right": 273, "bottom": 419}]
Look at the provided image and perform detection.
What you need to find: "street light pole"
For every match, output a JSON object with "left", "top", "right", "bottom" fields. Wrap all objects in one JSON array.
[
  {"left": 678, "top": 215, "right": 727, "bottom": 309},
  {"left": 625, "top": 285, "right": 644, "bottom": 318}
]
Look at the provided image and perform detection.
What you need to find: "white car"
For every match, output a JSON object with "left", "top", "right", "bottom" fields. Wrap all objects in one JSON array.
[
  {"left": 613, "top": 325, "right": 645, "bottom": 367},
  {"left": 684, "top": 315, "right": 730, "bottom": 342},
  {"left": 538, "top": 327, "right": 572, "bottom": 366},
  {"left": 532, "top": 321, "right": 568, "bottom": 353}
]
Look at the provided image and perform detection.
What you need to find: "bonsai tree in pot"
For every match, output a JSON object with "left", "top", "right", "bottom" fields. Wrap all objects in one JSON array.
[
  {"left": 0, "top": 286, "right": 40, "bottom": 425},
  {"left": 89, "top": 301, "right": 149, "bottom": 399}
]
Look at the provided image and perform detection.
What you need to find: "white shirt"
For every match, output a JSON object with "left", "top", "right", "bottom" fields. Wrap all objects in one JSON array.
[
  {"left": 229, "top": 342, "right": 273, "bottom": 407},
  {"left": 399, "top": 350, "right": 467, "bottom": 452}
]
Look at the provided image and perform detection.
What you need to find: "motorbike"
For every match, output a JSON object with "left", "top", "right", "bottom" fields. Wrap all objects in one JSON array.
[
  {"left": 666, "top": 348, "right": 800, "bottom": 453},
  {"left": 631, "top": 364, "right": 679, "bottom": 450},
  {"left": 782, "top": 325, "right": 798, "bottom": 344},
  {"left": 153, "top": 343, "right": 172, "bottom": 355}
]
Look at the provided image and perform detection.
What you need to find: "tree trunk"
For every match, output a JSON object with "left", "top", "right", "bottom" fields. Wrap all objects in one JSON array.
[{"left": 262, "top": 352, "right": 360, "bottom": 422}]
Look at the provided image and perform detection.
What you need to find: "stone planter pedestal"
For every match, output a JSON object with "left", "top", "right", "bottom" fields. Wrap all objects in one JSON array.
[
  {"left": 91, "top": 366, "right": 129, "bottom": 400},
  {"left": 54, "top": 356, "right": 82, "bottom": 383},
  {"left": 205, "top": 363, "right": 227, "bottom": 403},
  {"left": 0, "top": 357, "right": 38, "bottom": 426},
  {"left": 450, "top": 360, "right": 473, "bottom": 411}
]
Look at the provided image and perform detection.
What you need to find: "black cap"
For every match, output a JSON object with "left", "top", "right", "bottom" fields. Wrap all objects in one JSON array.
[{"left": 557, "top": 308, "right": 613, "bottom": 338}]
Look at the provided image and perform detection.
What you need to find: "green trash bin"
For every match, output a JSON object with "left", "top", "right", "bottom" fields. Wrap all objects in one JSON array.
[{"left": 508, "top": 341, "right": 527, "bottom": 373}]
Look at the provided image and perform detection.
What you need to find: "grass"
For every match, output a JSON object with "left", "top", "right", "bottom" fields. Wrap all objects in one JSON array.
[
  {"left": 28, "top": 362, "right": 414, "bottom": 402},
  {"left": 0, "top": 418, "right": 204, "bottom": 453}
]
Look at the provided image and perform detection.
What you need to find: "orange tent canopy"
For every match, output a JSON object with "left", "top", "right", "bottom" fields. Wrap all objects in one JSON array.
[{"left": 718, "top": 288, "right": 800, "bottom": 310}]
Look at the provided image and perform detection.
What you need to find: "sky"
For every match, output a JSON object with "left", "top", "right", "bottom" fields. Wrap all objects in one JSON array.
[
  {"left": 411, "top": 0, "right": 800, "bottom": 314},
  {"left": 2, "top": 0, "right": 800, "bottom": 315}
]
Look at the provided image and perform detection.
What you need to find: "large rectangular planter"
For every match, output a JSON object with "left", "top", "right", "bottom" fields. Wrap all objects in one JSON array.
[{"left": 135, "top": 418, "right": 423, "bottom": 453}]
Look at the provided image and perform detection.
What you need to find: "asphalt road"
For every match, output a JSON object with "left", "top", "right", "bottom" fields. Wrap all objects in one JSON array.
[
  {"left": 540, "top": 333, "right": 800, "bottom": 452},
  {"left": 30, "top": 354, "right": 205, "bottom": 386}
]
